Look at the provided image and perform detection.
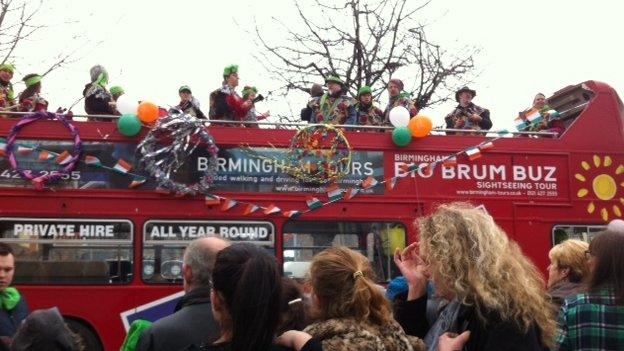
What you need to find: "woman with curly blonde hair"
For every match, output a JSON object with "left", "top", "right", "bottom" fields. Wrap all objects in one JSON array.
[{"left": 394, "top": 202, "right": 556, "bottom": 351}]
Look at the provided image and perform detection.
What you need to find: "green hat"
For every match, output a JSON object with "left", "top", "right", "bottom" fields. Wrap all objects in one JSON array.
[
  {"left": 325, "top": 75, "right": 343, "bottom": 85},
  {"left": 223, "top": 64, "right": 239, "bottom": 79},
  {"left": 242, "top": 86, "right": 258, "bottom": 99},
  {"left": 358, "top": 86, "right": 372, "bottom": 97},
  {"left": 120, "top": 319, "right": 152, "bottom": 351},
  {"left": 110, "top": 86, "right": 124, "bottom": 96},
  {"left": 0, "top": 64, "right": 15, "bottom": 74},
  {"left": 23, "top": 74, "right": 42, "bottom": 88},
  {"left": 178, "top": 85, "right": 192, "bottom": 94}
]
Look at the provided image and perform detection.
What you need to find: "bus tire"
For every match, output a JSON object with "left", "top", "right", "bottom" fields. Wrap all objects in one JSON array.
[{"left": 65, "top": 318, "right": 103, "bottom": 351}]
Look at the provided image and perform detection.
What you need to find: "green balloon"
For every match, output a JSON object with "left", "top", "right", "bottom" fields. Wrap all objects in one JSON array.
[
  {"left": 392, "top": 127, "right": 412, "bottom": 147},
  {"left": 117, "top": 114, "right": 142, "bottom": 136}
]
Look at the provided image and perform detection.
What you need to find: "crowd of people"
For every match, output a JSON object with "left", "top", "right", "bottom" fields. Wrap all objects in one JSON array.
[
  {"left": 0, "top": 63, "right": 566, "bottom": 135},
  {"left": 1, "top": 204, "right": 623, "bottom": 350}
]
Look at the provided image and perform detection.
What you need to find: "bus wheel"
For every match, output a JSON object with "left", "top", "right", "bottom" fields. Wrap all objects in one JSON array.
[{"left": 65, "top": 318, "right": 103, "bottom": 351}]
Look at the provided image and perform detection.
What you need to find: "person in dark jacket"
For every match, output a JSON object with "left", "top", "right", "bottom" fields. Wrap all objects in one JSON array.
[
  {"left": 0, "top": 243, "right": 29, "bottom": 348},
  {"left": 300, "top": 83, "right": 324, "bottom": 122},
  {"left": 306, "top": 76, "right": 356, "bottom": 125},
  {"left": 208, "top": 65, "right": 252, "bottom": 124},
  {"left": 83, "top": 65, "right": 118, "bottom": 121},
  {"left": 546, "top": 239, "right": 589, "bottom": 309},
  {"left": 176, "top": 85, "right": 206, "bottom": 119},
  {"left": 10, "top": 307, "right": 82, "bottom": 351},
  {"left": 18, "top": 74, "right": 48, "bottom": 112},
  {"left": 444, "top": 87, "right": 492, "bottom": 134},
  {"left": 135, "top": 237, "right": 230, "bottom": 351},
  {"left": 393, "top": 203, "right": 556, "bottom": 351}
]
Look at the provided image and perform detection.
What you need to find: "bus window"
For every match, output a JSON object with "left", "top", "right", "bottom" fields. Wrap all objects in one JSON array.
[
  {"left": 0, "top": 218, "right": 133, "bottom": 285},
  {"left": 552, "top": 224, "right": 606, "bottom": 245},
  {"left": 142, "top": 220, "right": 275, "bottom": 284},
  {"left": 282, "top": 221, "right": 406, "bottom": 282}
]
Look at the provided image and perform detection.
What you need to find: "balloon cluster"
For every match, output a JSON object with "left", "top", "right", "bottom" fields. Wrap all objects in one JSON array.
[
  {"left": 388, "top": 106, "right": 433, "bottom": 147},
  {"left": 116, "top": 95, "right": 161, "bottom": 137}
]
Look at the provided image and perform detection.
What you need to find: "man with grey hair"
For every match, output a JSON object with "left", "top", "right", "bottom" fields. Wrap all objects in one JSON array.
[{"left": 135, "top": 236, "right": 229, "bottom": 351}]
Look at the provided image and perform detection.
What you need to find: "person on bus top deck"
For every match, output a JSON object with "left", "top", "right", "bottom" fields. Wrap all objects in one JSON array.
[
  {"left": 135, "top": 237, "right": 229, "bottom": 351},
  {"left": 177, "top": 85, "right": 207, "bottom": 119},
  {"left": 83, "top": 65, "right": 119, "bottom": 121},
  {"left": 355, "top": 86, "right": 387, "bottom": 128},
  {"left": 18, "top": 74, "right": 48, "bottom": 113},
  {"left": 0, "top": 243, "right": 29, "bottom": 347},
  {"left": 209, "top": 64, "right": 252, "bottom": 125},
  {"left": 300, "top": 83, "right": 324, "bottom": 122},
  {"left": 444, "top": 86, "right": 492, "bottom": 135},
  {"left": 241, "top": 86, "right": 270, "bottom": 128},
  {"left": 383, "top": 79, "right": 419, "bottom": 122},
  {"left": 0, "top": 64, "right": 16, "bottom": 116},
  {"left": 306, "top": 75, "right": 356, "bottom": 125},
  {"left": 518, "top": 93, "right": 565, "bottom": 137}
]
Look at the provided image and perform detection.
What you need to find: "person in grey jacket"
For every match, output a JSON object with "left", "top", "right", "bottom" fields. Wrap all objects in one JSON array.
[{"left": 135, "top": 237, "right": 229, "bottom": 351}]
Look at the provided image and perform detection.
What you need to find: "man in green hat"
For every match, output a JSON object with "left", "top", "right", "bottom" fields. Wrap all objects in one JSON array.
[
  {"left": 355, "top": 86, "right": 386, "bottom": 127},
  {"left": 176, "top": 85, "right": 206, "bottom": 119},
  {"left": 0, "top": 64, "right": 16, "bottom": 113},
  {"left": 383, "top": 79, "right": 418, "bottom": 121},
  {"left": 0, "top": 243, "right": 29, "bottom": 344},
  {"left": 305, "top": 75, "right": 356, "bottom": 125},
  {"left": 18, "top": 73, "right": 48, "bottom": 113},
  {"left": 209, "top": 64, "right": 252, "bottom": 124},
  {"left": 240, "top": 85, "right": 269, "bottom": 128},
  {"left": 83, "top": 65, "right": 119, "bottom": 120}
]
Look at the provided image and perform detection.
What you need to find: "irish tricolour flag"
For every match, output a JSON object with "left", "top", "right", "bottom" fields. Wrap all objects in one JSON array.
[
  {"left": 514, "top": 109, "right": 543, "bottom": 131},
  {"left": 113, "top": 159, "right": 133, "bottom": 174}
]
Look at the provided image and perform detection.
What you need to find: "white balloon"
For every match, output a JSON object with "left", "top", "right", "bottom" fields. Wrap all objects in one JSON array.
[
  {"left": 116, "top": 94, "right": 139, "bottom": 115},
  {"left": 389, "top": 106, "right": 410, "bottom": 127}
]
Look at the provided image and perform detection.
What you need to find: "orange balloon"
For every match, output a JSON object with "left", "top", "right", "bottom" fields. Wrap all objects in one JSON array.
[
  {"left": 137, "top": 101, "right": 159, "bottom": 123},
  {"left": 408, "top": 116, "right": 433, "bottom": 138}
]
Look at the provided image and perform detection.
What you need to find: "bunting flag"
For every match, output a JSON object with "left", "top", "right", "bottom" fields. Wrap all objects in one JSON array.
[
  {"left": 443, "top": 156, "right": 458, "bottom": 168},
  {"left": 17, "top": 146, "right": 34, "bottom": 155},
  {"left": 306, "top": 196, "right": 323, "bottom": 210},
  {"left": 113, "top": 159, "right": 133, "bottom": 173},
  {"left": 399, "top": 163, "right": 419, "bottom": 174},
  {"left": 326, "top": 183, "right": 343, "bottom": 201},
  {"left": 479, "top": 141, "right": 494, "bottom": 151},
  {"left": 243, "top": 204, "right": 260, "bottom": 215},
  {"left": 220, "top": 198, "right": 238, "bottom": 211},
  {"left": 514, "top": 109, "right": 542, "bottom": 131},
  {"left": 129, "top": 177, "right": 147, "bottom": 188},
  {"left": 465, "top": 147, "right": 482, "bottom": 161},
  {"left": 283, "top": 210, "right": 301, "bottom": 218},
  {"left": 56, "top": 150, "right": 72, "bottom": 165},
  {"left": 38, "top": 150, "right": 54, "bottom": 161},
  {"left": 204, "top": 195, "right": 221, "bottom": 206},
  {"left": 421, "top": 163, "right": 432, "bottom": 176},
  {"left": 84, "top": 155, "right": 102, "bottom": 166},
  {"left": 385, "top": 177, "right": 397, "bottom": 191},
  {"left": 263, "top": 204, "right": 281, "bottom": 215},
  {"left": 361, "top": 176, "right": 378, "bottom": 189},
  {"left": 344, "top": 187, "right": 359, "bottom": 200},
  {"left": 0, "top": 139, "right": 5, "bottom": 157}
]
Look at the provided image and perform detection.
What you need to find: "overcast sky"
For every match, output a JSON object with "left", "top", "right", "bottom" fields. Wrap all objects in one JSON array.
[{"left": 9, "top": 0, "right": 624, "bottom": 131}]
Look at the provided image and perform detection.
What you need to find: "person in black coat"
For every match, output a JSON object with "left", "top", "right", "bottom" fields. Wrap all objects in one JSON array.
[
  {"left": 444, "top": 87, "right": 492, "bottom": 134},
  {"left": 83, "top": 65, "right": 118, "bottom": 121},
  {"left": 0, "top": 243, "right": 29, "bottom": 348},
  {"left": 393, "top": 203, "right": 556, "bottom": 351},
  {"left": 135, "top": 237, "right": 229, "bottom": 351}
]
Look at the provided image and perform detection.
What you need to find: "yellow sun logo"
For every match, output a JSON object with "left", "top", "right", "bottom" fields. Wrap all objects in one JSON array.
[{"left": 575, "top": 155, "right": 624, "bottom": 222}]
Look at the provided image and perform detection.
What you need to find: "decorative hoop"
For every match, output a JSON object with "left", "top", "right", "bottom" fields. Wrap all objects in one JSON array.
[
  {"left": 6, "top": 111, "right": 82, "bottom": 190},
  {"left": 137, "top": 111, "right": 218, "bottom": 196}
]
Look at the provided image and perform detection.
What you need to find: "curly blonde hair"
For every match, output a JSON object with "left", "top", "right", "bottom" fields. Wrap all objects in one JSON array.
[
  {"left": 418, "top": 202, "right": 556, "bottom": 348},
  {"left": 309, "top": 246, "right": 392, "bottom": 325}
]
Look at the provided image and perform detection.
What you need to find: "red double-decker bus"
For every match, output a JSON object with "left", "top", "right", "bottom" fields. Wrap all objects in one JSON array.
[{"left": 0, "top": 80, "right": 621, "bottom": 349}]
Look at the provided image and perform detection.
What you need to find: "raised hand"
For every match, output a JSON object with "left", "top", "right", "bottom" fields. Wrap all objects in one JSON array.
[{"left": 394, "top": 242, "right": 429, "bottom": 300}]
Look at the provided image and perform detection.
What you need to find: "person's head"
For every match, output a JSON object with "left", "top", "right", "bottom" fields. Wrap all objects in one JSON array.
[
  {"left": 533, "top": 93, "right": 546, "bottom": 109},
  {"left": 607, "top": 219, "right": 624, "bottom": 234},
  {"left": 387, "top": 79, "right": 404, "bottom": 98},
  {"left": 547, "top": 239, "right": 590, "bottom": 288},
  {"left": 19, "top": 74, "right": 42, "bottom": 102},
  {"left": 109, "top": 86, "right": 124, "bottom": 101},
  {"left": 182, "top": 236, "right": 229, "bottom": 292},
  {"left": 242, "top": 86, "right": 258, "bottom": 101},
  {"left": 586, "top": 230, "right": 624, "bottom": 303},
  {"left": 89, "top": 65, "right": 108, "bottom": 86},
  {"left": 276, "top": 277, "right": 308, "bottom": 335},
  {"left": 310, "top": 83, "right": 324, "bottom": 98},
  {"left": 325, "top": 75, "right": 343, "bottom": 95},
  {"left": 358, "top": 86, "right": 373, "bottom": 105},
  {"left": 0, "top": 63, "right": 14, "bottom": 83},
  {"left": 210, "top": 243, "right": 281, "bottom": 351},
  {"left": 10, "top": 308, "right": 83, "bottom": 351},
  {"left": 178, "top": 85, "right": 192, "bottom": 102},
  {"left": 454, "top": 86, "right": 476, "bottom": 106},
  {"left": 223, "top": 64, "right": 239, "bottom": 87},
  {"left": 308, "top": 246, "right": 392, "bottom": 326},
  {"left": 417, "top": 202, "right": 556, "bottom": 348},
  {"left": 0, "top": 243, "right": 15, "bottom": 293}
]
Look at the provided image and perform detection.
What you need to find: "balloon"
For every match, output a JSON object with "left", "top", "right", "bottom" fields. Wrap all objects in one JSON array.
[
  {"left": 408, "top": 115, "right": 433, "bottom": 138},
  {"left": 116, "top": 95, "right": 139, "bottom": 115},
  {"left": 392, "top": 127, "right": 412, "bottom": 147},
  {"left": 388, "top": 106, "right": 410, "bottom": 127},
  {"left": 137, "top": 101, "right": 159, "bottom": 123},
  {"left": 117, "top": 114, "right": 142, "bottom": 136}
]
